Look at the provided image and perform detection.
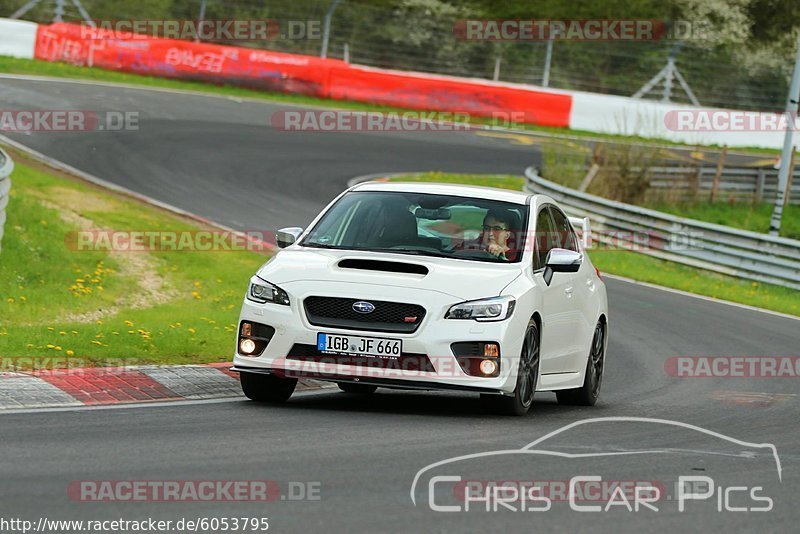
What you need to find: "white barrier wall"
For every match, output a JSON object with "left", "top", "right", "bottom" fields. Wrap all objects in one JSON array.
[
  {"left": 568, "top": 90, "right": 797, "bottom": 149},
  {"left": 0, "top": 18, "right": 37, "bottom": 59}
]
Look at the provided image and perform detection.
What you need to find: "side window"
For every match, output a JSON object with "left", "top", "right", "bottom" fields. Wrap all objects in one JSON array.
[
  {"left": 549, "top": 207, "right": 579, "bottom": 253},
  {"left": 533, "top": 207, "right": 556, "bottom": 270}
]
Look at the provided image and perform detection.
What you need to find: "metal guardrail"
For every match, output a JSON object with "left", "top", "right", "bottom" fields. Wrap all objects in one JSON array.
[
  {"left": 646, "top": 166, "right": 800, "bottom": 204},
  {"left": 0, "top": 147, "right": 13, "bottom": 254},
  {"left": 524, "top": 166, "right": 800, "bottom": 290}
]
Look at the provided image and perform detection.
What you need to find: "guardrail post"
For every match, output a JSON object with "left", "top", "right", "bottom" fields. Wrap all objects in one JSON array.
[
  {"left": 320, "top": 0, "right": 342, "bottom": 59},
  {"left": 755, "top": 169, "right": 765, "bottom": 204},
  {"left": 710, "top": 145, "right": 727, "bottom": 203},
  {"left": 0, "top": 148, "right": 14, "bottom": 256},
  {"left": 785, "top": 147, "right": 797, "bottom": 208}
]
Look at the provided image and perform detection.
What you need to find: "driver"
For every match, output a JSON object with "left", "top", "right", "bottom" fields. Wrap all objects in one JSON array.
[{"left": 456, "top": 209, "right": 518, "bottom": 261}]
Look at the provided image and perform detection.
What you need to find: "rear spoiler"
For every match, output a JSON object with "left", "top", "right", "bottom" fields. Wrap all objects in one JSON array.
[{"left": 568, "top": 216, "right": 591, "bottom": 250}]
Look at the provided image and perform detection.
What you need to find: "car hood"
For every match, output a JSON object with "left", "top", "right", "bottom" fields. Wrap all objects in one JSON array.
[{"left": 256, "top": 248, "right": 522, "bottom": 301}]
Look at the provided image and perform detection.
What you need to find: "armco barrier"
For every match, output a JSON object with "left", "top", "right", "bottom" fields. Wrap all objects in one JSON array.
[
  {"left": 327, "top": 65, "right": 571, "bottom": 127},
  {"left": 0, "top": 147, "right": 13, "bottom": 254},
  {"left": 646, "top": 166, "right": 800, "bottom": 205},
  {"left": 34, "top": 23, "right": 343, "bottom": 96},
  {"left": 524, "top": 166, "right": 800, "bottom": 290},
  {"left": 32, "top": 22, "right": 573, "bottom": 127}
]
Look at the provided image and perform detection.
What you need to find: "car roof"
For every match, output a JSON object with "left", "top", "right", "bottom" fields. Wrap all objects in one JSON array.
[{"left": 351, "top": 180, "right": 531, "bottom": 205}]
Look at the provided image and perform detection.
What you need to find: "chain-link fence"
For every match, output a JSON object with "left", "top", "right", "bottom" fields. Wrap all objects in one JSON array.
[{"left": 2, "top": 0, "right": 791, "bottom": 112}]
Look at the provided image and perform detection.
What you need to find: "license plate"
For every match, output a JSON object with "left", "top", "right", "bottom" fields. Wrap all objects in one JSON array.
[{"left": 317, "top": 333, "right": 402, "bottom": 358}]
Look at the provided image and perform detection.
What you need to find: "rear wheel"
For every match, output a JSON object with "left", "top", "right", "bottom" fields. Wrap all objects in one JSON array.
[
  {"left": 483, "top": 320, "right": 540, "bottom": 416},
  {"left": 240, "top": 372, "right": 297, "bottom": 403},
  {"left": 557, "top": 320, "right": 605, "bottom": 406},
  {"left": 338, "top": 383, "right": 378, "bottom": 394}
]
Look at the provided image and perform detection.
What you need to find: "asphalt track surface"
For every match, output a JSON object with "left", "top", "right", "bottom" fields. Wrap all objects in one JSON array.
[{"left": 1, "top": 76, "right": 798, "bottom": 533}]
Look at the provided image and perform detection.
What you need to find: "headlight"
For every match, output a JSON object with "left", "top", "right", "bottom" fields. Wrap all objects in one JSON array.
[
  {"left": 247, "top": 276, "right": 290, "bottom": 306},
  {"left": 445, "top": 296, "right": 515, "bottom": 322}
]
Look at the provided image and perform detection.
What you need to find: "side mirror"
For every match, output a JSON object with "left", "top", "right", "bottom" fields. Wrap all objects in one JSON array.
[
  {"left": 543, "top": 248, "right": 582, "bottom": 286},
  {"left": 276, "top": 227, "right": 303, "bottom": 249}
]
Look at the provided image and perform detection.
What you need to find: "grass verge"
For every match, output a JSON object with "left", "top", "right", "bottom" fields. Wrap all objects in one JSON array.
[
  {"left": 644, "top": 200, "right": 800, "bottom": 241},
  {"left": 0, "top": 56, "right": 778, "bottom": 154},
  {"left": 388, "top": 172, "right": 800, "bottom": 317},
  {"left": 0, "top": 149, "right": 266, "bottom": 367}
]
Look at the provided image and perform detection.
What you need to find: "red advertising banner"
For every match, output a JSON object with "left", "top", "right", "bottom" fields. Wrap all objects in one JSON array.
[{"left": 34, "top": 23, "right": 572, "bottom": 127}]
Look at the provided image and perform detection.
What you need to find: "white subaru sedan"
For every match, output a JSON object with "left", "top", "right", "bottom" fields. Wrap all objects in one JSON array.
[{"left": 232, "top": 182, "right": 607, "bottom": 415}]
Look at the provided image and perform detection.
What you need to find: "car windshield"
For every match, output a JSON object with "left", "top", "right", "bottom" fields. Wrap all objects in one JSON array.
[{"left": 301, "top": 191, "right": 528, "bottom": 263}]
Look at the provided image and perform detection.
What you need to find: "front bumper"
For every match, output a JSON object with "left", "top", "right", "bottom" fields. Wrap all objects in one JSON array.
[{"left": 232, "top": 284, "right": 528, "bottom": 394}]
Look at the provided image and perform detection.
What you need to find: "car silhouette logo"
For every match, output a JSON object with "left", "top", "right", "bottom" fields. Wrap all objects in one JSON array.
[{"left": 352, "top": 301, "right": 375, "bottom": 314}]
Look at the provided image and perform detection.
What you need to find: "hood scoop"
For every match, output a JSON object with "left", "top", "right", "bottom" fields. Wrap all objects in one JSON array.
[{"left": 337, "top": 258, "right": 429, "bottom": 276}]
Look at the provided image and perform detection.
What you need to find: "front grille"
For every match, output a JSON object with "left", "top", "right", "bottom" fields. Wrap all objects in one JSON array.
[
  {"left": 287, "top": 344, "right": 435, "bottom": 372},
  {"left": 304, "top": 296, "right": 426, "bottom": 333}
]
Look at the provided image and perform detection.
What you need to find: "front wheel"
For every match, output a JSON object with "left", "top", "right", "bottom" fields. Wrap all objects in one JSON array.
[
  {"left": 557, "top": 320, "right": 605, "bottom": 406},
  {"left": 240, "top": 372, "right": 297, "bottom": 403},
  {"left": 483, "top": 320, "right": 540, "bottom": 416}
]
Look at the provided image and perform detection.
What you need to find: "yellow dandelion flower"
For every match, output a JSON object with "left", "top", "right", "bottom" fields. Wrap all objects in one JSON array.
[
  {"left": 66, "top": 350, "right": 74, "bottom": 356},
  {"left": 124, "top": 320, "right": 134, "bottom": 327}
]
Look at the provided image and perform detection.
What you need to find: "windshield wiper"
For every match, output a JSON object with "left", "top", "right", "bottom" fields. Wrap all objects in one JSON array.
[{"left": 302, "top": 242, "right": 339, "bottom": 249}]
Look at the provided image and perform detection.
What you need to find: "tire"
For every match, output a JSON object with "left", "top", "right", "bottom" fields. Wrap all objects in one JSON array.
[
  {"left": 557, "top": 320, "right": 605, "bottom": 406},
  {"left": 240, "top": 372, "right": 297, "bottom": 403},
  {"left": 338, "top": 383, "right": 378, "bottom": 394},
  {"left": 482, "top": 320, "right": 540, "bottom": 416}
]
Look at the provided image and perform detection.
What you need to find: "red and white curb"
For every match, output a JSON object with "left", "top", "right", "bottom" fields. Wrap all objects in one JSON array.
[{"left": 0, "top": 363, "right": 329, "bottom": 410}]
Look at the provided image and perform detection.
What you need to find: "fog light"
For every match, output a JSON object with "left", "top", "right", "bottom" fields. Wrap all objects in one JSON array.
[
  {"left": 479, "top": 359, "right": 498, "bottom": 375},
  {"left": 239, "top": 338, "right": 257, "bottom": 355},
  {"left": 484, "top": 343, "right": 499, "bottom": 358}
]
